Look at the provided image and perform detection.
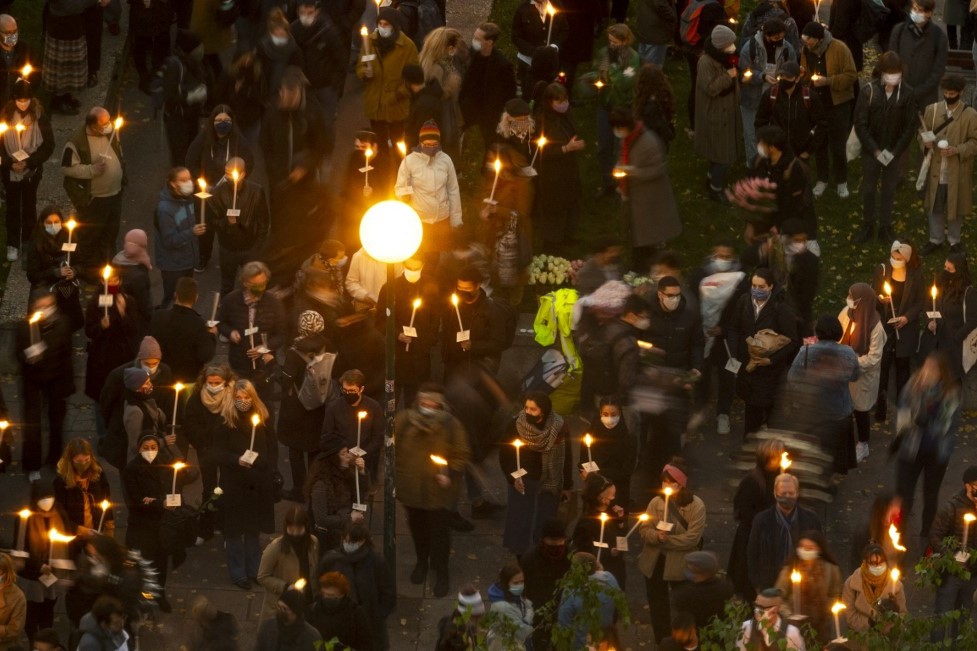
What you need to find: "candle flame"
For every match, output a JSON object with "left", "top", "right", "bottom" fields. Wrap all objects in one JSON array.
[
  {"left": 493, "top": 157, "right": 501, "bottom": 173},
  {"left": 599, "top": 512, "right": 608, "bottom": 522},
  {"left": 173, "top": 462, "right": 186, "bottom": 471},
  {"left": 612, "top": 170, "right": 627, "bottom": 178},
  {"left": 637, "top": 340, "right": 653, "bottom": 349},
  {"left": 102, "top": 265, "right": 112, "bottom": 280},
  {"left": 365, "top": 147, "right": 373, "bottom": 160},
  {"left": 791, "top": 569, "right": 801, "bottom": 584},
  {"left": 21, "top": 63, "right": 31, "bottom": 78},
  {"left": 729, "top": 16, "right": 738, "bottom": 23},
  {"left": 198, "top": 178, "right": 207, "bottom": 191},
  {"left": 413, "top": 298, "right": 421, "bottom": 309},
  {"left": 546, "top": 2, "right": 556, "bottom": 15},
  {"left": 396, "top": 141, "right": 407, "bottom": 156},
  {"left": 810, "top": 74, "right": 820, "bottom": 81},
  {"left": 231, "top": 169, "right": 240, "bottom": 182},
  {"left": 966, "top": 513, "right": 976, "bottom": 523},
  {"left": 29, "top": 311, "right": 42, "bottom": 324},
  {"left": 780, "top": 451, "right": 792, "bottom": 472},
  {"left": 932, "top": 285, "right": 938, "bottom": 299},
  {"left": 18, "top": 508, "right": 31, "bottom": 519},
  {"left": 430, "top": 454, "right": 448, "bottom": 466},
  {"left": 831, "top": 601, "right": 846, "bottom": 615},
  {"left": 584, "top": 434, "right": 593, "bottom": 447},
  {"left": 638, "top": 513, "right": 649, "bottom": 522},
  {"left": 114, "top": 117, "right": 123, "bottom": 130},
  {"left": 595, "top": 80, "right": 604, "bottom": 89},
  {"left": 888, "top": 523, "right": 907, "bottom": 552},
  {"left": 48, "top": 529, "right": 75, "bottom": 543},
  {"left": 14, "top": 123, "right": 24, "bottom": 133},
  {"left": 512, "top": 439, "right": 524, "bottom": 449},
  {"left": 0, "top": 122, "right": 8, "bottom": 133},
  {"left": 174, "top": 382, "right": 184, "bottom": 392},
  {"left": 743, "top": 69, "right": 753, "bottom": 78},
  {"left": 890, "top": 568, "right": 900, "bottom": 582},
  {"left": 884, "top": 281, "right": 892, "bottom": 295},
  {"left": 0, "top": 420, "right": 8, "bottom": 429},
  {"left": 451, "top": 293, "right": 459, "bottom": 306},
  {"left": 537, "top": 135, "right": 547, "bottom": 148},
  {"left": 358, "top": 411, "right": 368, "bottom": 420},
  {"left": 99, "top": 500, "right": 110, "bottom": 511},
  {"left": 65, "top": 219, "right": 77, "bottom": 231},
  {"left": 251, "top": 414, "right": 261, "bottom": 426},
  {"left": 360, "top": 26, "right": 368, "bottom": 36},
  {"left": 664, "top": 486, "right": 673, "bottom": 497},
  {"left": 294, "top": 578, "right": 307, "bottom": 590}
]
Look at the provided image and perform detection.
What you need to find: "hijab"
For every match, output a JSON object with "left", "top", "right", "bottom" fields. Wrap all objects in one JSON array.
[
  {"left": 844, "top": 282, "right": 880, "bottom": 356},
  {"left": 112, "top": 229, "right": 153, "bottom": 270}
]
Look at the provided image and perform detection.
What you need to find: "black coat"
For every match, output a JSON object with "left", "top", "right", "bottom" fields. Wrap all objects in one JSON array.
[
  {"left": 216, "top": 289, "right": 288, "bottom": 374},
  {"left": 441, "top": 289, "right": 506, "bottom": 374},
  {"left": 0, "top": 42, "right": 38, "bottom": 106},
  {"left": 645, "top": 295, "right": 705, "bottom": 371},
  {"left": 334, "top": 317, "right": 385, "bottom": 402},
  {"left": 519, "top": 543, "right": 571, "bottom": 608},
  {"left": 99, "top": 361, "right": 175, "bottom": 470},
  {"left": 670, "top": 575, "right": 735, "bottom": 629},
  {"left": 118, "top": 263, "right": 153, "bottom": 334},
  {"left": 259, "top": 95, "right": 329, "bottom": 192},
  {"left": 278, "top": 336, "right": 329, "bottom": 453},
  {"left": 16, "top": 302, "right": 74, "bottom": 386},
  {"left": 754, "top": 82, "right": 828, "bottom": 158},
  {"left": 316, "top": 546, "right": 396, "bottom": 651},
  {"left": 305, "top": 597, "right": 371, "bottom": 651},
  {"left": 787, "top": 250, "right": 820, "bottom": 330},
  {"left": 291, "top": 14, "right": 347, "bottom": 94},
  {"left": 872, "top": 262, "right": 926, "bottom": 358},
  {"left": 727, "top": 290, "right": 799, "bottom": 407},
  {"left": 206, "top": 178, "right": 269, "bottom": 252},
  {"left": 588, "top": 420, "right": 637, "bottom": 489},
  {"left": 931, "top": 285, "right": 977, "bottom": 380},
  {"left": 215, "top": 410, "right": 276, "bottom": 537},
  {"left": 511, "top": 1, "right": 569, "bottom": 59},
  {"left": 853, "top": 79, "right": 917, "bottom": 157},
  {"left": 536, "top": 107, "right": 582, "bottom": 219},
  {"left": 53, "top": 472, "right": 113, "bottom": 537},
  {"left": 753, "top": 153, "right": 817, "bottom": 238},
  {"left": 83, "top": 290, "right": 141, "bottom": 401},
  {"left": 572, "top": 507, "right": 626, "bottom": 588},
  {"left": 405, "top": 79, "right": 446, "bottom": 151},
  {"left": 255, "top": 34, "right": 304, "bottom": 104},
  {"left": 458, "top": 50, "right": 517, "bottom": 133},
  {"left": 929, "top": 489, "right": 977, "bottom": 564},
  {"left": 149, "top": 304, "right": 217, "bottom": 382},
  {"left": 0, "top": 107, "right": 55, "bottom": 185},
  {"left": 747, "top": 504, "right": 823, "bottom": 591},
  {"left": 254, "top": 616, "right": 322, "bottom": 651},
  {"left": 183, "top": 389, "right": 227, "bottom": 452},
  {"left": 560, "top": 0, "right": 604, "bottom": 65},
  {"left": 728, "top": 467, "right": 779, "bottom": 595},
  {"left": 122, "top": 452, "right": 192, "bottom": 560},
  {"left": 319, "top": 395, "right": 384, "bottom": 463},
  {"left": 185, "top": 128, "right": 256, "bottom": 188},
  {"left": 375, "top": 273, "right": 442, "bottom": 381}
]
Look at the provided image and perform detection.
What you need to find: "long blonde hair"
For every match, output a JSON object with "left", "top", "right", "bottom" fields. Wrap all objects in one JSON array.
[
  {"left": 57, "top": 438, "right": 103, "bottom": 489},
  {"left": 419, "top": 27, "right": 463, "bottom": 82},
  {"left": 230, "top": 378, "right": 269, "bottom": 427},
  {"left": 196, "top": 364, "right": 238, "bottom": 424},
  {"left": 0, "top": 553, "right": 14, "bottom": 588}
]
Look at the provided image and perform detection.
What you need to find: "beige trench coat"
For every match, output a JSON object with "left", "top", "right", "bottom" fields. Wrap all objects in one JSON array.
[
  {"left": 257, "top": 535, "right": 320, "bottom": 621},
  {"left": 841, "top": 567, "right": 907, "bottom": 639},
  {"left": 637, "top": 494, "right": 706, "bottom": 581},
  {"left": 920, "top": 101, "right": 977, "bottom": 219},
  {"left": 838, "top": 310, "right": 887, "bottom": 412}
]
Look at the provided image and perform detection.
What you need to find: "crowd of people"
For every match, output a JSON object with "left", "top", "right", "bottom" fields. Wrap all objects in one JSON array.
[{"left": 0, "top": 0, "right": 976, "bottom": 649}]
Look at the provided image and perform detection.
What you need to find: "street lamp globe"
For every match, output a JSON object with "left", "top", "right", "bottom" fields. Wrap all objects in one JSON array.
[{"left": 359, "top": 200, "right": 423, "bottom": 263}]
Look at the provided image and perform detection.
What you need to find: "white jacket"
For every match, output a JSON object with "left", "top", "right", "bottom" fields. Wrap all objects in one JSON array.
[
  {"left": 394, "top": 150, "right": 462, "bottom": 226},
  {"left": 345, "top": 249, "right": 403, "bottom": 303},
  {"left": 838, "top": 308, "right": 887, "bottom": 412}
]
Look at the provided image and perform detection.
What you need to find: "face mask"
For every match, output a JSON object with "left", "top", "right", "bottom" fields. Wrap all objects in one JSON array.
[
  {"left": 178, "top": 180, "right": 194, "bottom": 196},
  {"left": 377, "top": 26, "right": 393, "bottom": 38},
  {"left": 890, "top": 257, "right": 905, "bottom": 269},
  {"left": 553, "top": 100, "right": 570, "bottom": 113},
  {"left": 333, "top": 256, "right": 348, "bottom": 268},
  {"left": 910, "top": 9, "right": 927, "bottom": 24},
  {"left": 796, "top": 547, "right": 819, "bottom": 561},
  {"left": 271, "top": 35, "right": 288, "bottom": 47},
  {"left": 235, "top": 398, "right": 253, "bottom": 412},
  {"left": 15, "top": 99, "right": 29, "bottom": 112},
  {"left": 724, "top": 44, "right": 736, "bottom": 54},
  {"left": 45, "top": 223, "right": 62, "bottom": 236},
  {"left": 421, "top": 145, "right": 440, "bottom": 157},
  {"left": 343, "top": 541, "right": 363, "bottom": 554},
  {"left": 3, "top": 33, "right": 17, "bottom": 47},
  {"left": 458, "top": 290, "right": 477, "bottom": 302},
  {"left": 319, "top": 597, "right": 342, "bottom": 608},
  {"left": 882, "top": 73, "right": 902, "bottom": 86},
  {"left": 945, "top": 95, "right": 961, "bottom": 106},
  {"left": 542, "top": 542, "right": 565, "bottom": 559},
  {"left": 712, "top": 258, "right": 734, "bottom": 271},
  {"left": 102, "top": 123, "right": 114, "bottom": 136},
  {"left": 205, "top": 384, "right": 225, "bottom": 395},
  {"left": 342, "top": 390, "right": 360, "bottom": 405},
  {"left": 633, "top": 317, "right": 651, "bottom": 330},
  {"left": 601, "top": 415, "right": 620, "bottom": 429},
  {"left": 419, "top": 405, "right": 438, "bottom": 416},
  {"left": 141, "top": 363, "right": 159, "bottom": 375},
  {"left": 248, "top": 284, "right": 265, "bottom": 297},
  {"left": 751, "top": 288, "right": 770, "bottom": 302},
  {"left": 776, "top": 495, "right": 796, "bottom": 510},
  {"left": 613, "top": 128, "right": 629, "bottom": 139},
  {"left": 509, "top": 583, "right": 525, "bottom": 596},
  {"left": 846, "top": 297, "right": 856, "bottom": 310},
  {"left": 756, "top": 144, "right": 768, "bottom": 159},
  {"left": 778, "top": 79, "right": 796, "bottom": 92},
  {"left": 867, "top": 563, "right": 887, "bottom": 576},
  {"left": 787, "top": 242, "right": 806, "bottom": 255},
  {"left": 37, "top": 497, "right": 55, "bottom": 512},
  {"left": 214, "top": 121, "right": 232, "bottom": 136},
  {"left": 404, "top": 268, "right": 421, "bottom": 283},
  {"left": 471, "top": 38, "right": 482, "bottom": 52},
  {"left": 141, "top": 450, "right": 158, "bottom": 464},
  {"left": 661, "top": 295, "right": 681, "bottom": 312},
  {"left": 299, "top": 15, "right": 315, "bottom": 27}
]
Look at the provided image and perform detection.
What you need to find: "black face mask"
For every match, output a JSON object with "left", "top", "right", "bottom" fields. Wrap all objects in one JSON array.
[
  {"left": 945, "top": 95, "right": 961, "bottom": 106},
  {"left": 527, "top": 413, "right": 544, "bottom": 426},
  {"left": 779, "top": 79, "right": 797, "bottom": 92},
  {"left": 342, "top": 390, "right": 360, "bottom": 405},
  {"left": 457, "top": 290, "right": 477, "bottom": 302}
]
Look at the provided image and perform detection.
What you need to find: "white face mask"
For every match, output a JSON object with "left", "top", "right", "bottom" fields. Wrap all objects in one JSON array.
[
  {"left": 177, "top": 180, "right": 194, "bottom": 196},
  {"left": 787, "top": 242, "right": 806, "bottom": 255},
  {"left": 882, "top": 73, "right": 901, "bottom": 86},
  {"left": 600, "top": 415, "right": 620, "bottom": 429},
  {"left": 141, "top": 450, "right": 158, "bottom": 464},
  {"left": 299, "top": 15, "right": 315, "bottom": 27},
  {"left": 37, "top": 497, "right": 55, "bottom": 512},
  {"left": 890, "top": 257, "right": 906, "bottom": 269},
  {"left": 633, "top": 317, "right": 651, "bottom": 330},
  {"left": 205, "top": 383, "right": 225, "bottom": 395},
  {"left": 796, "top": 547, "right": 819, "bottom": 561},
  {"left": 661, "top": 295, "right": 681, "bottom": 312},
  {"left": 377, "top": 26, "right": 393, "bottom": 38},
  {"left": 724, "top": 44, "right": 737, "bottom": 54},
  {"left": 712, "top": 258, "right": 734, "bottom": 271},
  {"left": 404, "top": 268, "right": 421, "bottom": 283},
  {"left": 471, "top": 38, "right": 482, "bottom": 52},
  {"left": 271, "top": 35, "right": 288, "bottom": 47},
  {"left": 45, "top": 223, "right": 62, "bottom": 236},
  {"left": 142, "top": 363, "right": 159, "bottom": 375},
  {"left": 867, "top": 563, "right": 887, "bottom": 576},
  {"left": 102, "top": 123, "right": 114, "bottom": 136},
  {"left": 846, "top": 297, "right": 856, "bottom": 310},
  {"left": 910, "top": 9, "right": 927, "bottom": 24},
  {"left": 756, "top": 143, "right": 768, "bottom": 159}
]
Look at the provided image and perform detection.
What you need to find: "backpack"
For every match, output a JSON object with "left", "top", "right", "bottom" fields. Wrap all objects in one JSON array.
[
  {"left": 854, "top": 0, "right": 890, "bottom": 43},
  {"left": 769, "top": 82, "right": 811, "bottom": 110},
  {"left": 576, "top": 326, "right": 633, "bottom": 396},
  {"left": 492, "top": 297, "right": 519, "bottom": 349},
  {"left": 293, "top": 349, "right": 337, "bottom": 410},
  {"left": 680, "top": 0, "right": 720, "bottom": 47}
]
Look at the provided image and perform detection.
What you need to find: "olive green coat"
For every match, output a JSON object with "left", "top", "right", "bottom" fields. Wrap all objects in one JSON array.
[{"left": 394, "top": 409, "right": 471, "bottom": 511}]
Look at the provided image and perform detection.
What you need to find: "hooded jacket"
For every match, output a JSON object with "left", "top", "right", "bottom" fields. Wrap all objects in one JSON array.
[
  {"left": 154, "top": 186, "right": 200, "bottom": 271},
  {"left": 76, "top": 612, "right": 127, "bottom": 651},
  {"left": 486, "top": 584, "right": 534, "bottom": 647}
]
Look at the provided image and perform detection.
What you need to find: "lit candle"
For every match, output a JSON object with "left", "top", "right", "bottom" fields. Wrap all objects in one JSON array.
[
  {"left": 513, "top": 439, "right": 524, "bottom": 471},
  {"left": 962, "top": 513, "right": 976, "bottom": 551},
  {"left": 249, "top": 414, "right": 260, "bottom": 451},
  {"left": 485, "top": 157, "right": 501, "bottom": 204},
  {"left": 208, "top": 291, "right": 220, "bottom": 325},
  {"left": 831, "top": 601, "right": 846, "bottom": 641},
  {"left": 21, "top": 63, "right": 31, "bottom": 79},
  {"left": 97, "top": 500, "right": 110, "bottom": 533},
  {"left": 405, "top": 298, "right": 421, "bottom": 352},
  {"left": 791, "top": 569, "right": 802, "bottom": 614},
  {"left": 780, "top": 451, "right": 792, "bottom": 473},
  {"left": 108, "top": 116, "right": 123, "bottom": 146},
  {"left": 596, "top": 512, "right": 608, "bottom": 562},
  {"left": 14, "top": 122, "right": 24, "bottom": 150},
  {"left": 64, "top": 218, "right": 77, "bottom": 265},
  {"left": 890, "top": 567, "right": 900, "bottom": 585},
  {"left": 196, "top": 178, "right": 210, "bottom": 226},
  {"left": 625, "top": 513, "right": 649, "bottom": 537},
  {"left": 545, "top": 3, "right": 556, "bottom": 46},
  {"left": 356, "top": 410, "right": 367, "bottom": 451},
  {"left": 662, "top": 486, "right": 673, "bottom": 524},
  {"left": 883, "top": 281, "right": 900, "bottom": 339},
  {"left": 363, "top": 147, "right": 373, "bottom": 189},
  {"left": 743, "top": 69, "right": 753, "bottom": 79},
  {"left": 396, "top": 141, "right": 407, "bottom": 157},
  {"left": 360, "top": 26, "right": 371, "bottom": 56},
  {"left": 810, "top": 73, "right": 821, "bottom": 83},
  {"left": 430, "top": 454, "right": 448, "bottom": 475},
  {"left": 354, "top": 460, "right": 363, "bottom": 506},
  {"left": 529, "top": 134, "right": 546, "bottom": 167},
  {"left": 16, "top": 508, "right": 30, "bottom": 551},
  {"left": 28, "top": 311, "right": 41, "bottom": 346},
  {"left": 584, "top": 434, "right": 594, "bottom": 464},
  {"left": 888, "top": 523, "right": 908, "bottom": 552},
  {"left": 612, "top": 169, "right": 627, "bottom": 179},
  {"left": 294, "top": 578, "right": 307, "bottom": 591},
  {"left": 102, "top": 265, "right": 112, "bottom": 318},
  {"left": 231, "top": 169, "right": 240, "bottom": 210},
  {"left": 47, "top": 530, "right": 75, "bottom": 566},
  {"left": 451, "top": 294, "right": 464, "bottom": 331},
  {"left": 171, "top": 382, "right": 184, "bottom": 434},
  {"left": 171, "top": 462, "right": 186, "bottom": 495},
  {"left": 932, "top": 284, "right": 938, "bottom": 313},
  {"left": 594, "top": 79, "right": 604, "bottom": 94}
]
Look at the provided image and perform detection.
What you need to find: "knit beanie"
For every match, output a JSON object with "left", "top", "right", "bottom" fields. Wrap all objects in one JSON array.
[
  {"left": 138, "top": 336, "right": 162, "bottom": 361},
  {"left": 710, "top": 25, "right": 736, "bottom": 50},
  {"left": 802, "top": 21, "right": 825, "bottom": 39},
  {"left": 297, "top": 310, "right": 325, "bottom": 338},
  {"left": 124, "top": 367, "right": 150, "bottom": 391},
  {"left": 12, "top": 78, "right": 31, "bottom": 100},
  {"left": 419, "top": 120, "right": 441, "bottom": 143},
  {"left": 377, "top": 7, "right": 403, "bottom": 31},
  {"left": 456, "top": 584, "right": 485, "bottom": 615},
  {"left": 504, "top": 97, "right": 531, "bottom": 118},
  {"left": 279, "top": 587, "right": 307, "bottom": 618}
]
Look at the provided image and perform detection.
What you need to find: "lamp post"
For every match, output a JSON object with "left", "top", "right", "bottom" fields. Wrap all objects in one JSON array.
[{"left": 359, "top": 200, "right": 423, "bottom": 586}]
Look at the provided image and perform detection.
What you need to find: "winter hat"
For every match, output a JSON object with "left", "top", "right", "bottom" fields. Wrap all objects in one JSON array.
[
  {"left": 686, "top": 551, "right": 720, "bottom": 577},
  {"left": 504, "top": 97, "right": 531, "bottom": 118},
  {"left": 12, "top": 78, "right": 32, "bottom": 100},
  {"left": 403, "top": 64, "right": 425, "bottom": 85},
  {"left": 802, "top": 21, "right": 825, "bottom": 40},
  {"left": 136, "top": 432, "right": 159, "bottom": 450},
  {"left": 541, "top": 517, "right": 567, "bottom": 540},
  {"left": 890, "top": 239, "right": 912, "bottom": 263},
  {"left": 175, "top": 29, "right": 202, "bottom": 56},
  {"left": 297, "top": 310, "right": 325, "bottom": 338},
  {"left": 30, "top": 480, "right": 55, "bottom": 504},
  {"left": 278, "top": 586, "right": 307, "bottom": 618},
  {"left": 963, "top": 466, "right": 977, "bottom": 484},
  {"left": 779, "top": 61, "right": 800, "bottom": 79},
  {"left": 710, "top": 25, "right": 736, "bottom": 50},
  {"left": 419, "top": 120, "right": 441, "bottom": 143},
  {"left": 456, "top": 584, "right": 485, "bottom": 615},
  {"left": 589, "top": 280, "right": 633, "bottom": 315},
  {"left": 377, "top": 7, "right": 403, "bottom": 31},
  {"left": 138, "top": 336, "right": 162, "bottom": 361},
  {"left": 114, "top": 228, "right": 152, "bottom": 270},
  {"left": 124, "top": 367, "right": 150, "bottom": 391}
]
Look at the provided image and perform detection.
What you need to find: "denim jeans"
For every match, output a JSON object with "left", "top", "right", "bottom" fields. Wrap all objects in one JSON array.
[
  {"left": 932, "top": 573, "right": 977, "bottom": 644},
  {"left": 638, "top": 43, "right": 668, "bottom": 67},
  {"left": 225, "top": 533, "right": 262, "bottom": 582},
  {"left": 741, "top": 105, "right": 758, "bottom": 165}
]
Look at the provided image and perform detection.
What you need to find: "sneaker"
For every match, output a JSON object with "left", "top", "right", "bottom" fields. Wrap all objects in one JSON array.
[
  {"left": 410, "top": 562, "right": 428, "bottom": 585},
  {"left": 837, "top": 183, "right": 850, "bottom": 198},
  {"left": 856, "top": 441, "right": 870, "bottom": 463},
  {"left": 28, "top": 471, "right": 41, "bottom": 482},
  {"left": 716, "top": 414, "right": 730, "bottom": 435},
  {"left": 233, "top": 578, "right": 251, "bottom": 591},
  {"left": 921, "top": 241, "right": 943, "bottom": 256},
  {"left": 812, "top": 181, "right": 827, "bottom": 197},
  {"left": 6, "top": 245, "right": 17, "bottom": 261}
]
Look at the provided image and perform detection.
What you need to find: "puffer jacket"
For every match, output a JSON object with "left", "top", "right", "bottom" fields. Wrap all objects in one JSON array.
[
  {"left": 153, "top": 186, "right": 199, "bottom": 271},
  {"left": 394, "top": 150, "right": 462, "bottom": 226}
]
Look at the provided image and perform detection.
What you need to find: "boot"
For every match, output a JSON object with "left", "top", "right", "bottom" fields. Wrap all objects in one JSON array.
[
  {"left": 875, "top": 393, "right": 887, "bottom": 423},
  {"left": 410, "top": 560, "right": 428, "bottom": 585}
]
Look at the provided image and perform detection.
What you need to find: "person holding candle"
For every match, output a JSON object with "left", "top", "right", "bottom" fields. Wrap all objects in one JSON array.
[
  {"left": 484, "top": 562, "right": 535, "bottom": 649},
  {"left": 638, "top": 460, "right": 706, "bottom": 642},
  {"left": 510, "top": 0, "right": 567, "bottom": 94},
  {"left": 1, "top": 79, "right": 53, "bottom": 262},
  {"left": 841, "top": 544, "right": 907, "bottom": 637},
  {"left": 458, "top": 23, "right": 517, "bottom": 153},
  {"left": 848, "top": 493, "right": 905, "bottom": 569},
  {"left": 0, "top": 553, "right": 26, "bottom": 650},
  {"left": 207, "top": 158, "right": 269, "bottom": 295},
  {"left": 590, "top": 24, "right": 641, "bottom": 196},
  {"left": 53, "top": 438, "right": 113, "bottom": 541},
  {"left": 839, "top": 282, "right": 888, "bottom": 464},
  {"left": 305, "top": 434, "right": 368, "bottom": 552},
  {"left": 256, "top": 507, "right": 320, "bottom": 622},
  {"left": 754, "top": 61, "right": 828, "bottom": 169},
  {"left": 110, "top": 229, "right": 154, "bottom": 331},
  {"left": 737, "top": 18, "right": 796, "bottom": 165},
  {"left": 871, "top": 239, "right": 925, "bottom": 423},
  {"left": 0, "top": 16, "right": 38, "bottom": 105},
  {"left": 586, "top": 399, "right": 637, "bottom": 515},
  {"left": 23, "top": 206, "right": 82, "bottom": 332},
  {"left": 216, "top": 378, "right": 275, "bottom": 590},
  {"left": 534, "top": 81, "right": 584, "bottom": 252},
  {"left": 16, "top": 290, "right": 74, "bottom": 479},
  {"left": 736, "top": 588, "right": 806, "bottom": 650},
  {"left": 13, "top": 481, "right": 67, "bottom": 644},
  {"left": 926, "top": 252, "right": 977, "bottom": 380},
  {"left": 83, "top": 266, "right": 141, "bottom": 411},
  {"left": 149, "top": 277, "right": 218, "bottom": 382},
  {"left": 442, "top": 266, "right": 508, "bottom": 379},
  {"left": 154, "top": 166, "right": 206, "bottom": 310},
  {"left": 319, "top": 369, "right": 384, "bottom": 480},
  {"left": 773, "top": 531, "right": 843, "bottom": 642},
  {"left": 394, "top": 383, "right": 471, "bottom": 597},
  {"left": 694, "top": 25, "right": 742, "bottom": 204},
  {"left": 572, "top": 473, "right": 627, "bottom": 589}
]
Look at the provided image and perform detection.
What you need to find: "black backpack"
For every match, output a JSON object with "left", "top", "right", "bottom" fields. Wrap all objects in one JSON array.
[
  {"left": 576, "top": 326, "right": 633, "bottom": 396},
  {"left": 854, "top": 0, "right": 890, "bottom": 43}
]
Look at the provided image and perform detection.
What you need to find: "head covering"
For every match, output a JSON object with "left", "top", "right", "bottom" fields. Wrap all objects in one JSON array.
[
  {"left": 320, "top": 433, "right": 346, "bottom": 458},
  {"left": 780, "top": 61, "right": 800, "bottom": 78},
  {"left": 175, "top": 29, "right": 202, "bottom": 56},
  {"left": 504, "top": 98, "right": 531, "bottom": 118},
  {"left": 457, "top": 584, "right": 485, "bottom": 615},
  {"left": 686, "top": 551, "right": 720, "bottom": 577},
  {"left": 780, "top": 218, "right": 808, "bottom": 236},
  {"left": 297, "top": 310, "right": 325, "bottom": 338},
  {"left": 711, "top": 25, "right": 736, "bottom": 50},
  {"left": 278, "top": 587, "right": 307, "bottom": 618},
  {"left": 124, "top": 367, "right": 150, "bottom": 391},
  {"left": 403, "top": 63, "right": 425, "bottom": 85},
  {"left": 138, "top": 336, "right": 162, "bottom": 361},
  {"left": 377, "top": 7, "right": 403, "bottom": 32},
  {"left": 943, "top": 74, "right": 967, "bottom": 92},
  {"left": 963, "top": 466, "right": 977, "bottom": 484},
  {"left": 355, "top": 130, "right": 378, "bottom": 146},
  {"left": 589, "top": 280, "right": 633, "bottom": 315},
  {"left": 755, "top": 588, "right": 784, "bottom": 607},
  {"left": 844, "top": 283, "right": 880, "bottom": 356},
  {"left": 891, "top": 240, "right": 912, "bottom": 262},
  {"left": 663, "top": 463, "right": 688, "bottom": 487},
  {"left": 31, "top": 480, "right": 55, "bottom": 504},
  {"left": 802, "top": 21, "right": 826, "bottom": 39},
  {"left": 136, "top": 432, "right": 158, "bottom": 450},
  {"left": 113, "top": 229, "right": 152, "bottom": 270},
  {"left": 541, "top": 517, "right": 567, "bottom": 539},
  {"left": 12, "top": 78, "right": 31, "bottom": 100},
  {"left": 419, "top": 120, "right": 441, "bottom": 143}
]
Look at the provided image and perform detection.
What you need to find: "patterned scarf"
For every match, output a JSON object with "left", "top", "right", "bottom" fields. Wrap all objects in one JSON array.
[
  {"left": 515, "top": 411, "right": 565, "bottom": 494},
  {"left": 617, "top": 122, "right": 645, "bottom": 197},
  {"left": 860, "top": 561, "right": 887, "bottom": 605}
]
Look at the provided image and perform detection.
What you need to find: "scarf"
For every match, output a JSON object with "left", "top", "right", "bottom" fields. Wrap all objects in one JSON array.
[
  {"left": 4, "top": 111, "right": 42, "bottom": 182},
  {"left": 515, "top": 411, "right": 565, "bottom": 494},
  {"left": 617, "top": 122, "right": 646, "bottom": 197},
  {"left": 844, "top": 282, "right": 880, "bottom": 356},
  {"left": 774, "top": 506, "right": 797, "bottom": 569},
  {"left": 860, "top": 561, "right": 887, "bottom": 605},
  {"left": 200, "top": 388, "right": 225, "bottom": 414}
]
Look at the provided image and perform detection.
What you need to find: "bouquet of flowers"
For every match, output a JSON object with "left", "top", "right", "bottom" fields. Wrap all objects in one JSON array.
[
  {"left": 725, "top": 177, "right": 778, "bottom": 213},
  {"left": 567, "top": 259, "right": 585, "bottom": 286},
  {"left": 623, "top": 271, "right": 652, "bottom": 288},
  {"left": 528, "top": 255, "right": 573, "bottom": 286}
]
